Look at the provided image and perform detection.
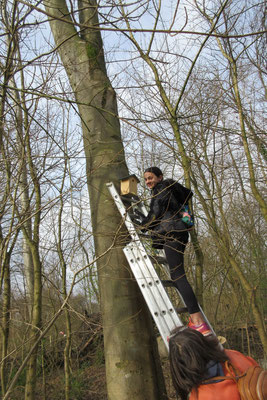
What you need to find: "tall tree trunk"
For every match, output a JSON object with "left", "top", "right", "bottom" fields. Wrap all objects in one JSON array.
[
  {"left": 45, "top": 1, "right": 166, "bottom": 398},
  {"left": 24, "top": 243, "right": 42, "bottom": 400},
  {"left": 0, "top": 253, "right": 11, "bottom": 397},
  {"left": 23, "top": 99, "right": 42, "bottom": 400},
  {"left": 14, "top": 86, "right": 34, "bottom": 308},
  {"left": 10, "top": 71, "right": 43, "bottom": 400},
  {"left": 20, "top": 168, "right": 34, "bottom": 305},
  {"left": 57, "top": 158, "right": 72, "bottom": 400}
]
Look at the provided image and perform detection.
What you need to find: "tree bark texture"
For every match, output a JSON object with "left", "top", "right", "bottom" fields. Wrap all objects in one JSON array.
[{"left": 45, "top": 1, "right": 166, "bottom": 398}]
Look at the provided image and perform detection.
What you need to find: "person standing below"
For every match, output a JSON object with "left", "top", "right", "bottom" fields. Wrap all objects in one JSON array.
[
  {"left": 168, "top": 326, "right": 260, "bottom": 400},
  {"left": 139, "top": 166, "right": 211, "bottom": 335}
]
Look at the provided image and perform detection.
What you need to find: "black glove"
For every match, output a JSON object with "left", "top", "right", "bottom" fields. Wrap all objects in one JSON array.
[
  {"left": 131, "top": 210, "right": 151, "bottom": 233},
  {"left": 131, "top": 209, "right": 146, "bottom": 225},
  {"left": 134, "top": 209, "right": 146, "bottom": 221}
]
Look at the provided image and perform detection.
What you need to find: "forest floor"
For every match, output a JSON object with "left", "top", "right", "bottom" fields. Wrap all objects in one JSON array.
[
  {"left": 9, "top": 316, "right": 264, "bottom": 399},
  {"left": 11, "top": 359, "right": 176, "bottom": 400},
  {"left": 47, "top": 360, "right": 175, "bottom": 400}
]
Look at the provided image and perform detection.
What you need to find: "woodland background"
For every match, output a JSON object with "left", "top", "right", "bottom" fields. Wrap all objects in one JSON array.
[{"left": 0, "top": 0, "right": 266, "bottom": 399}]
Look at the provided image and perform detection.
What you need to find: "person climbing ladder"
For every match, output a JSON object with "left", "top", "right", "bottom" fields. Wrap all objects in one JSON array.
[{"left": 138, "top": 166, "right": 211, "bottom": 336}]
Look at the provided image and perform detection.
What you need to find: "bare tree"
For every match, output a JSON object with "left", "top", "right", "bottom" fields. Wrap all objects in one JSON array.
[{"left": 44, "top": 0, "right": 166, "bottom": 399}]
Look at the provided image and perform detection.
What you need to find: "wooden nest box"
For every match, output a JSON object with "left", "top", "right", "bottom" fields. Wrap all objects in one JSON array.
[{"left": 120, "top": 174, "right": 140, "bottom": 196}]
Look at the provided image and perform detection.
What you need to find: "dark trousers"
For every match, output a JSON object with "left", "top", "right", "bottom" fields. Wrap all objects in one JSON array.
[{"left": 163, "top": 233, "right": 200, "bottom": 314}]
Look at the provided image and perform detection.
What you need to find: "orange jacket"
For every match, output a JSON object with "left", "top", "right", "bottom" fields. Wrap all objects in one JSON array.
[{"left": 189, "top": 349, "right": 259, "bottom": 400}]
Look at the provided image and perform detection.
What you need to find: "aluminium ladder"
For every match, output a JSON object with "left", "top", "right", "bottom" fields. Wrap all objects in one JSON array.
[
  {"left": 106, "top": 181, "right": 183, "bottom": 350},
  {"left": 106, "top": 182, "right": 215, "bottom": 350}
]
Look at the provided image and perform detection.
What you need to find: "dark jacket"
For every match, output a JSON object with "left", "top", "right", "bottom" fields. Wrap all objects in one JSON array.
[{"left": 141, "top": 179, "right": 193, "bottom": 236}]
